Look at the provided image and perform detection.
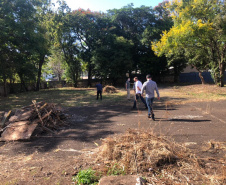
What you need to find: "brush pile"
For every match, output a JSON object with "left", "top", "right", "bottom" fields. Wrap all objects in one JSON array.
[
  {"left": 0, "top": 100, "right": 67, "bottom": 141},
  {"left": 103, "top": 86, "right": 117, "bottom": 93},
  {"left": 86, "top": 129, "right": 225, "bottom": 184}
]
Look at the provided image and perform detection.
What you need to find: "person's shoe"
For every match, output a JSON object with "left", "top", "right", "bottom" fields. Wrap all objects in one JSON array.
[
  {"left": 152, "top": 113, "right": 155, "bottom": 121},
  {"left": 131, "top": 107, "right": 137, "bottom": 110},
  {"left": 148, "top": 114, "right": 151, "bottom": 118}
]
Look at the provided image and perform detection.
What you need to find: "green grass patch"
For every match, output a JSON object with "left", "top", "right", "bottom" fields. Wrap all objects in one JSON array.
[
  {"left": 107, "top": 163, "right": 126, "bottom": 176},
  {"left": 72, "top": 168, "right": 100, "bottom": 185},
  {"left": 0, "top": 87, "right": 128, "bottom": 111}
]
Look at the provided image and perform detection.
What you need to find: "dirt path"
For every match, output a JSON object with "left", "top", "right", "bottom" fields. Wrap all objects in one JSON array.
[{"left": 0, "top": 87, "right": 225, "bottom": 184}]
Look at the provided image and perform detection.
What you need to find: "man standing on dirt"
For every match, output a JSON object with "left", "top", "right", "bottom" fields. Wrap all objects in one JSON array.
[
  {"left": 96, "top": 82, "right": 102, "bottom": 100},
  {"left": 125, "top": 78, "right": 130, "bottom": 100},
  {"left": 132, "top": 77, "right": 147, "bottom": 109},
  {"left": 141, "top": 74, "right": 160, "bottom": 120}
]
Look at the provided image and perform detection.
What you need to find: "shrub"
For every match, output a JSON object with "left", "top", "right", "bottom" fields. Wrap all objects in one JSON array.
[{"left": 72, "top": 168, "right": 99, "bottom": 185}]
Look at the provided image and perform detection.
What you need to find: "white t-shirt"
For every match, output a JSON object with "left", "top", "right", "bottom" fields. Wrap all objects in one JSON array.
[{"left": 135, "top": 81, "right": 142, "bottom": 94}]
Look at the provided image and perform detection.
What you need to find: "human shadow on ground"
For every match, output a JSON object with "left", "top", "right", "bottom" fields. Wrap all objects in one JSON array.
[
  {"left": 7, "top": 104, "right": 137, "bottom": 155},
  {"left": 166, "top": 119, "right": 211, "bottom": 122},
  {"left": 5, "top": 95, "right": 193, "bottom": 155}
]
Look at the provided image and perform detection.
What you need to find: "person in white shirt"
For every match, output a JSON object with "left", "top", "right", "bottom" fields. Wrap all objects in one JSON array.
[{"left": 132, "top": 77, "right": 147, "bottom": 109}]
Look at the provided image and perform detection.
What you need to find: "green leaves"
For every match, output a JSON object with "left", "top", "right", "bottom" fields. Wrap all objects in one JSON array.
[
  {"left": 73, "top": 168, "right": 99, "bottom": 185},
  {"left": 92, "top": 34, "right": 134, "bottom": 83},
  {"left": 152, "top": 0, "right": 226, "bottom": 86}
]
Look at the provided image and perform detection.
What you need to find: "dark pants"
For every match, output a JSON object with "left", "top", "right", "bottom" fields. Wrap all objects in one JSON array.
[
  {"left": 97, "top": 90, "right": 102, "bottom": 100},
  {"left": 133, "top": 93, "right": 147, "bottom": 108}
]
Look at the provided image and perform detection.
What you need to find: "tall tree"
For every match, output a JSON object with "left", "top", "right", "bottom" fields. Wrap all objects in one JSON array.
[
  {"left": 70, "top": 9, "right": 104, "bottom": 86},
  {"left": 52, "top": 1, "right": 82, "bottom": 87},
  {"left": 45, "top": 47, "right": 66, "bottom": 81},
  {"left": 0, "top": 0, "right": 40, "bottom": 94},
  {"left": 34, "top": 1, "right": 52, "bottom": 91},
  {"left": 92, "top": 35, "right": 134, "bottom": 85},
  {"left": 141, "top": 1, "right": 173, "bottom": 81},
  {"left": 152, "top": 0, "right": 226, "bottom": 86},
  {"left": 107, "top": 3, "right": 173, "bottom": 80},
  {"left": 0, "top": 0, "right": 52, "bottom": 94}
]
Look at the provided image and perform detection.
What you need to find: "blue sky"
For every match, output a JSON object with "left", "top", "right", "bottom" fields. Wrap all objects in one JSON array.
[{"left": 53, "top": 0, "right": 165, "bottom": 12}]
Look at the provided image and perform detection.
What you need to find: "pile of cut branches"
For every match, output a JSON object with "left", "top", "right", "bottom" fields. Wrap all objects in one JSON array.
[{"left": 0, "top": 101, "right": 67, "bottom": 141}]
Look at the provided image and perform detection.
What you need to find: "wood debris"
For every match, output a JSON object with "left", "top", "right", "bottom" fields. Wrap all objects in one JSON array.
[
  {"left": 0, "top": 110, "right": 12, "bottom": 127},
  {"left": 0, "top": 101, "right": 67, "bottom": 141}
]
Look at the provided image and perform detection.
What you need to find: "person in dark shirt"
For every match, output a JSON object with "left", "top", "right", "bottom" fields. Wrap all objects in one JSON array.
[{"left": 96, "top": 82, "right": 103, "bottom": 100}]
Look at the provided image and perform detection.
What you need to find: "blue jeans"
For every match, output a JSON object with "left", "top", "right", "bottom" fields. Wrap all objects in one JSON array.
[
  {"left": 133, "top": 94, "right": 147, "bottom": 108},
  {"left": 146, "top": 97, "right": 154, "bottom": 115}
]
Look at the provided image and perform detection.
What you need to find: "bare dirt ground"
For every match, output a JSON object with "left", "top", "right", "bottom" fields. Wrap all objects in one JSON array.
[{"left": 0, "top": 86, "right": 225, "bottom": 185}]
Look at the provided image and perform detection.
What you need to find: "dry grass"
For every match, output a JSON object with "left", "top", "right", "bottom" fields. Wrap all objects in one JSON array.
[
  {"left": 87, "top": 129, "right": 226, "bottom": 184},
  {"left": 98, "top": 129, "right": 188, "bottom": 173},
  {"left": 158, "top": 84, "right": 226, "bottom": 106},
  {"left": 204, "top": 140, "right": 226, "bottom": 151},
  {"left": 202, "top": 140, "right": 226, "bottom": 159},
  {"left": 0, "top": 87, "right": 128, "bottom": 111},
  {"left": 103, "top": 86, "right": 117, "bottom": 93},
  {"left": 178, "top": 84, "right": 226, "bottom": 102}
]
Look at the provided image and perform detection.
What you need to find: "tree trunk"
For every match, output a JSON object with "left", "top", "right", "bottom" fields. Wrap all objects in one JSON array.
[
  {"left": 112, "top": 78, "right": 117, "bottom": 86},
  {"left": 75, "top": 68, "right": 79, "bottom": 87},
  {"left": 219, "top": 62, "right": 225, "bottom": 87},
  {"left": 3, "top": 77, "right": 7, "bottom": 97},
  {"left": 21, "top": 79, "right": 28, "bottom": 92},
  {"left": 198, "top": 71, "right": 205, "bottom": 85},
  {"left": 195, "top": 69, "right": 205, "bottom": 85},
  {"left": 70, "top": 67, "right": 77, "bottom": 87},
  {"left": 173, "top": 66, "right": 179, "bottom": 83},
  {"left": 9, "top": 78, "right": 15, "bottom": 94},
  {"left": 19, "top": 74, "right": 28, "bottom": 92},
  {"left": 87, "top": 65, "right": 92, "bottom": 87},
  {"left": 73, "top": 73, "right": 77, "bottom": 88},
  {"left": 58, "top": 74, "right": 61, "bottom": 81},
  {"left": 36, "top": 56, "right": 45, "bottom": 91},
  {"left": 87, "top": 63, "right": 92, "bottom": 87}
]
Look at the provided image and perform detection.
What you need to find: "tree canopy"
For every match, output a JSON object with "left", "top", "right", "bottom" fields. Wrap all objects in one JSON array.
[
  {"left": 152, "top": 0, "right": 226, "bottom": 86},
  {"left": 1, "top": 0, "right": 225, "bottom": 97},
  {"left": 1, "top": 0, "right": 173, "bottom": 93}
]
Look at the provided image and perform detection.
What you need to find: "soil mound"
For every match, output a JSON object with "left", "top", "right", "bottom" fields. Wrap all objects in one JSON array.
[{"left": 103, "top": 86, "right": 117, "bottom": 93}]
